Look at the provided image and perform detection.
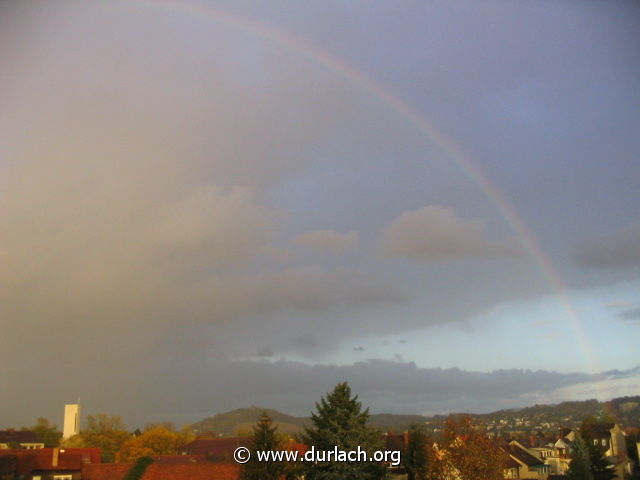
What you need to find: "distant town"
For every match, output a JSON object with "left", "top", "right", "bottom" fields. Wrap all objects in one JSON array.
[{"left": 1, "top": 390, "right": 639, "bottom": 480}]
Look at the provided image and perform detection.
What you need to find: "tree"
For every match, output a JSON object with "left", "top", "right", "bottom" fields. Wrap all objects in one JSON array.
[
  {"left": 403, "top": 424, "right": 428, "bottom": 480},
  {"left": 22, "top": 418, "right": 61, "bottom": 447},
  {"left": 299, "top": 382, "right": 386, "bottom": 480},
  {"left": 580, "top": 420, "right": 616, "bottom": 480},
  {"left": 116, "top": 426, "right": 187, "bottom": 462},
  {"left": 86, "top": 413, "right": 128, "bottom": 433},
  {"left": 586, "top": 441, "right": 615, "bottom": 480},
  {"left": 588, "top": 444, "right": 615, "bottom": 480},
  {"left": 61, "top": 413, "right": 130, "bottom": 462},
  {"left": 123, "top": 456, "right": 154, "bottom": 480},
  {"left": 143, "top": 421, "right": 175, "bottom": 432},
  {"left": 567, "top": 435, "right": 594, "bottom": 480},
  {"left": 626, "top": 430, "right": 640, "bottom": 480},
  {"left": 438, "top": 415, "right": 504, "bottom": 480},
  {"left": 236, "top": 426, "right": 253, "bottom": 437},
  {"left": 241, "top": 412, "right": 290, "bottom": 480}
]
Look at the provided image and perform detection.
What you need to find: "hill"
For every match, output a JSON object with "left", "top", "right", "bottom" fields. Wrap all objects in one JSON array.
[
  {"left": 191, "top": 395, "right": 640, "bottom": 437},
  {"left": 192, "top": 406, "right": 310, "bottom": 436},
  {"left": 191, "top": 407, "right": 427, "bottom": 436}
]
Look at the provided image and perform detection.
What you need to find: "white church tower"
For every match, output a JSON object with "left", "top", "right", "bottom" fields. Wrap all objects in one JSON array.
[{"left": 62, "top": 403, "right": 81, "bottom": 439}]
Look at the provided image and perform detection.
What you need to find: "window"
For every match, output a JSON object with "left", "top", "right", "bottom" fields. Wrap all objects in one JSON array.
[{"left": 53, "top": 475, "right": 73, "bottom": 480}]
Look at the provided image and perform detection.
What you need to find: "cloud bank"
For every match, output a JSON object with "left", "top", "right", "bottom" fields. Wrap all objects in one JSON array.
[
  {"left": 380, "top": 206, "right": 521, "bottom": 262},
  {"left": 575, "top": 225, "right": 640, "bottom": 269},
  {"left": 294, "top": 230, "right": 360, "bottom": 253}
]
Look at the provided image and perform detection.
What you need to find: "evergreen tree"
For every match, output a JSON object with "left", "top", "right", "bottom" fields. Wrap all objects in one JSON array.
[
  {"left": 123, "top": 456, "right": 153, "bottom": 480},
  {"left": 300, "top": 382, "right": 387, "bottom": 480},
  {"left": 404, "top": 424, "right": 428, "bottom": 480},
  {"left": 580, "top": 419, "right": 616, "bottom": 480},
  {"left": 241, "top": 412, "right": 288, "bottom": 480},
  {"left": 587, "top": 442, "right": 615, "bottom": 480},
  {"left": 567, "top": 435, "right": 594, "bottom": 480}
]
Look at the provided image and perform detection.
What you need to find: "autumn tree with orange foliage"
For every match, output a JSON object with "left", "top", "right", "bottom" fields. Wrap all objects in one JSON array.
[
  {"left": 116, "top": 426, "right": 188, "bottom": 462},
  {"left": 432, "top": 415, "right": 505, "bottom": 480}
]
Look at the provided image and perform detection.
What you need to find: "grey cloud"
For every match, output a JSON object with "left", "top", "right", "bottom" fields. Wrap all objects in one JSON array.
[
  {"left": 0, "top": 2, "right": 405, "bottom": 332},
  {"left": 575, "top": 226, "right": 640, "bottom": 269},
  {"left": 380, "top": 206, "right": 522, "bottom": 262},
  {"left": 294, "top": 230, "right": 359, "bottom": 254},
  {"left": 2, "top": 0, "right": 639, "bottom": 430},
  {"left": 5, "top": 356, "right": 629, "bottom": 427},
  {"left": 293, "top": 334, "right": 319, "bottom": 348},
  {"left": 606, "top": 301, "right": 632, "bottom": 309},
  {"left": 257, "top": 347, "right": 275, "bottom": 357},
  {"left": 618, "top": 307, "right": 640, "bottom": 320}
]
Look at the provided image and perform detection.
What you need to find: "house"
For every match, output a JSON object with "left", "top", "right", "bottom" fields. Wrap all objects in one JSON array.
[
  {"left": 82, "top": 463, "right": 241, "bottom": 480},
  {"left": 503, "top": 455, "right": 522, "bottom": 479},
  {"left": 0, "top": 447, "right": 100, "bottom": 480},
  {"left": 502, "top": 441, "right": 551, "bottom": 479},
  {"left": 581, "top": 423, "right": 625, "bottom": 458},
  {"left": 542, "top": 435, "right": 574, "bottom": 475},
  {"left": 0, "top": 432, "right": 44, "bottom": 450},
  {"left": 580, "top": 423, "right": 631, "bottom": 480}
]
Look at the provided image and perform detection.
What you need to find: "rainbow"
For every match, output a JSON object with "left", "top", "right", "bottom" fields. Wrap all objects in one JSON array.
[{"left": 118, "top": 0, "right": 597, "bottom": 373}]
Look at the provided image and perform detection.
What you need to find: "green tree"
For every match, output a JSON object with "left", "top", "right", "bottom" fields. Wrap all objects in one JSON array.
[
  {"left": 61, "top": 413, "right": 130, "bottom": 462},
  {"left": 123, "top": 456, "right": 154, "bottom": 480},
  {"left": 22, "top": 418, "right": 62, "bottom": 447},
  {"left": 587, "top": 442, "right": 615, "bottom": 480},
  {"left": 299, "top": 382, "right": 387, "bottom": 480},
  {"left": 580, "top": 420, "right": 616, "bottom": 480},
  {"left": 404, "top": 424, "right": 428, "bottom": 480},
  {"left": 626, "top": 430, "right": 640, "bottom": 480},
  {"left": 241, "top": 412, "right": 289, "bottom": 480},
  {"left": 85, "top": 413, "right": 127, "bottom": 433},
  {"left": 567, "top": 435, "right": 594, "bottom": 480}
]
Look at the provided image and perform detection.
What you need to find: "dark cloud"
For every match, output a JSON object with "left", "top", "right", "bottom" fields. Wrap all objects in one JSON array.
[
  {"left": 380, "top": 206, "right": 522, "bottom": 262},
  {"left": 4, "top": 356, "right": 633, "bottom": 428},
  {"left": 294, "top": 230, "right": 359, "bottom": 254},
  {"left": 256, "top": 347, "right": 275, "bottom": 357},
  {"left": 575, "top": 226, "right": 640, "bottom": 269},
  {"left": 618, "top": 307, "right": 640, "bottom": 320},
  {"left": 292, "top": 335, "right": 320, "bottom": 349},
  {"left": 1, "top": 0, "right": 639, "bottom": 429}
]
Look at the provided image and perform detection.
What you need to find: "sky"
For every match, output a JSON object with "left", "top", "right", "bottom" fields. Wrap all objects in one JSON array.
[{"left": 1, "top": 0, "right": 639, "bottom": 429}]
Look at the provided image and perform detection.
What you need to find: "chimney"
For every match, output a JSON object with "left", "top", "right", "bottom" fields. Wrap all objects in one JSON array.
[{"left": 52, "top": 448, "right": 59, "bottom": 467}]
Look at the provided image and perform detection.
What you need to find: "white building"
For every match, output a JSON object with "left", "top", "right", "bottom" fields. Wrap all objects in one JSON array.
[{"left": 62, "top": 403, "right": 81, "bottom": 439}]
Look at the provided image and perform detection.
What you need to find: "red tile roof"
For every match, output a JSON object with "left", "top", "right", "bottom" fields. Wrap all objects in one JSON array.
[
  {"left": 83, "top": 463, "right": 241, "bottom": 480},
  {"left": 186, "top": 438, "right": 250, "bottom": 461},
  {"left": 83, "top": 463, "right": 130, "bottom": 480},
  {"left": 0, "top": 448, "right": 101, "bottom": 475},
  {"left": 151, "top": 454, "right": 208, "bottom": 464}
]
